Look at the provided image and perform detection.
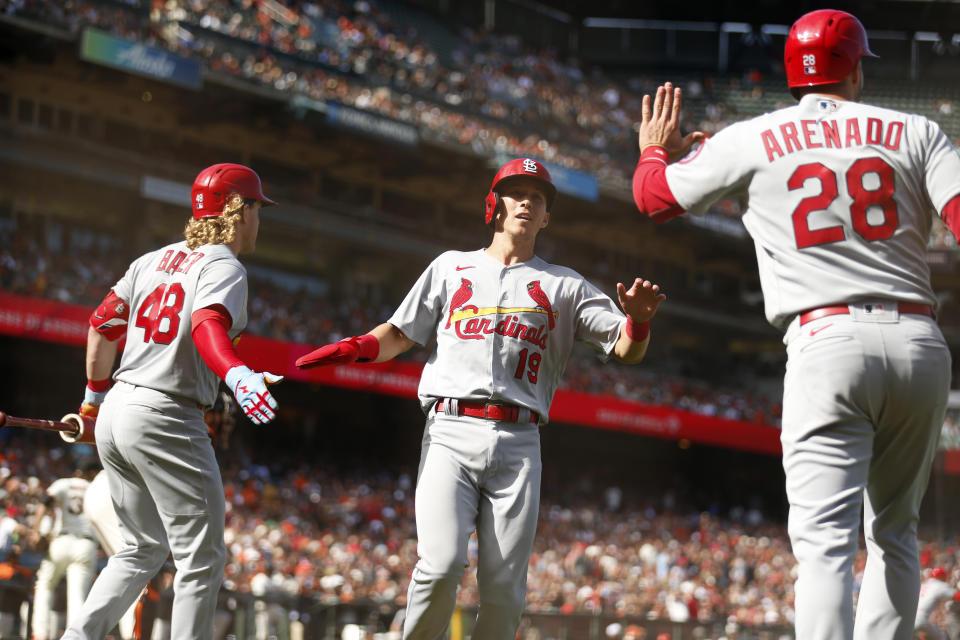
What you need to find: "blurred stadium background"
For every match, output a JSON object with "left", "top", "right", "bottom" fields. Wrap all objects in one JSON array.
[{"left": 1, "top": 0, "right": 959, "bottom": 638}]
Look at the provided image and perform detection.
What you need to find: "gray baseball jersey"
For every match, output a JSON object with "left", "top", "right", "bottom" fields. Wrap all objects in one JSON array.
[
  {"left": 666, "top": 94, "right": 960, "bottom": 329},
  {"left": 649, "top": 93, "right": 959, "bottom": 640},
  {"left": 111, "top": 241, "right": 247, "bottom": 406},
  {"left": 388, "top": 248, "right": 624, "bottom": 421}
]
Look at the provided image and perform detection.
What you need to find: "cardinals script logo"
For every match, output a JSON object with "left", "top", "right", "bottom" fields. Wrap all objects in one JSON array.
[{"left": 446, "top": 278, "right": 558, "bottom": 347}]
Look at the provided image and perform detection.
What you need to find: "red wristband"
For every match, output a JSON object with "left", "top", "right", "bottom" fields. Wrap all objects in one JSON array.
[
  {"left": 625, "top": 317, "right": 650, "bottom": 342},
  {"left": 87, "top": 378, "right": 111, "bottom": 392},
  {"left": 640, "top": 145, "right": 669, "bottom": 164},
  {"left": 355, "top": 334, "right": 380, "bottom": 362}
]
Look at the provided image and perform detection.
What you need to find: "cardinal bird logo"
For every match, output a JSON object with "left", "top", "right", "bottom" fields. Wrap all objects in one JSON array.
[
  {"left": 446, "top": 278, "right": 474, "bottom": 329},
  {"left": 526, "top": 280, "right": 555, "bottom": 330}
]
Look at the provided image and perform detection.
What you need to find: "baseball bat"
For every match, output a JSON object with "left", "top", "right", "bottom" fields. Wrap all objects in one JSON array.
[{"left": 0, "top": 411, "right": 96, "bottom": 445}]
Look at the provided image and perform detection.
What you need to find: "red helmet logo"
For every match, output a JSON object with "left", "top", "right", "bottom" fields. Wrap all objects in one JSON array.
[
  {"left": 784, "top": 9, "right": 877, "bottom": 91},
  {"left": 191, "top": 163, "right": 276, "bottom": 219},
  {"left": 483, "top": 158, "right": 557, "bottom": 224}
]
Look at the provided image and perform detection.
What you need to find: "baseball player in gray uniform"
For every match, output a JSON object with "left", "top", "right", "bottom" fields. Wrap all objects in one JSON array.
[
  {"left": 31, "top": 464, "right": 99, "bottom": 640},
  {"left": 62, "top": 163, "right": 282, "bottom": 640},
  {"left": 296, "top": 157, "right": 666, "bottom": 639},
  {"left": 632, "top": 10, "right": 960, "bottom": 640}
]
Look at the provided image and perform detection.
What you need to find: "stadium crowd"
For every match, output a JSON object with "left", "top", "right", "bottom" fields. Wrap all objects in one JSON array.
[
  {"left": 7, "top": 0, "right": 958, "bottom": 198},
  {"left": 0, "top": 211, "right": 785, "bottom": 427},
  {"left": 1, "top": 434, "right": 958, "bottom": 638}
]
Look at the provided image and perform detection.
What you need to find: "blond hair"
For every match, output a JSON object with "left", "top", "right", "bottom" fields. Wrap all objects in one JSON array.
[{"left": 183, "top": 194, "right": 246, "bottom": 250}]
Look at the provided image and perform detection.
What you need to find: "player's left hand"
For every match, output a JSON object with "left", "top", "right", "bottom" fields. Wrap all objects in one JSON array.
[
  {"left": 225, "top": 365, "right": 283, "bottom": 425},
  {"left": 637, "top": 82, "right": 705, "bottom": 162},
  {"left": 295, "top": 335, "right": 380, "bottom": 369},
  {"left": 617, "top": 278, "right": 666, "bottom": 323},
  {"left": 79, "top": 403, "right": 99, "bottom": 419}
]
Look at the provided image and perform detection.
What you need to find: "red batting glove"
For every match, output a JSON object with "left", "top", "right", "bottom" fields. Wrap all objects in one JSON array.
[{"left": 295, "top": 335, "right": 380, "bottom": 369}]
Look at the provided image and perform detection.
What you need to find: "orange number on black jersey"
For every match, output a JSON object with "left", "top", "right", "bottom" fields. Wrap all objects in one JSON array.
[
  {"left": 134, "top": 284, "right": 185, "bottom": 345},
  {"left": 790, "top": 157, "right": 899, "bottom": 249}
]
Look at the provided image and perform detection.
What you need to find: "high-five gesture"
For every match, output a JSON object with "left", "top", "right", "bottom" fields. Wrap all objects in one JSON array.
[
  {"left": 637, "top": 82, "right": 705, "bottom": 162},
  {"left": 617, "top": 277, "right": 666, "bottom": 323}
]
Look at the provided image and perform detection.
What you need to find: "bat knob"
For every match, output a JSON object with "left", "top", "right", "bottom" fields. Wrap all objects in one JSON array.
[
  {"left": 59, "top": 413, "right": 96, "bottom": 445},
  {"left": 0, "top": 411, "right": 6, "bottom": 428}
]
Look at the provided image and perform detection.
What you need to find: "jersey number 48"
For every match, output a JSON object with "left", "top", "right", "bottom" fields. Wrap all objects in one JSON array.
[
  {"left": 134, "top": 284, "right": 185, "bottom": 344},
  {"left": 789, "top": 157, "right": 898, "bottom": 249}
]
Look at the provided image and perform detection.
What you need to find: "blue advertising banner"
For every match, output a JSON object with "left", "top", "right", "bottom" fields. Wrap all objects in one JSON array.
[
  {"left": 325, "top": 103, "right": 419, "bottom": 147},
  {"left": 80, "top": 28, "right": 203, "bottom": 90},
  {"left": 541, "top": 161, "right": 599, "bottom": 202}
]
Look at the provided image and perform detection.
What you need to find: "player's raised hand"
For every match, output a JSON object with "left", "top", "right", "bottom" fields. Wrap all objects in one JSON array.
[
  {"left": 617, "top": 277, "right": 666, "bottom": 323},
  {"left": 637, "top": 82, "right": 705, "bottom": 162},
  {"left": 225, "top": 365, "right": 282, "bottom": 425},
  {"left": 295, "top": 334, "right": 380, "bottom": 369}
]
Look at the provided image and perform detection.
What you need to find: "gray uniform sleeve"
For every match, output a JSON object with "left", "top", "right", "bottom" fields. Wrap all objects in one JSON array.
[
  {"left": 388, "top": 258, "right": 445, "bottom": 346},
  {"left": 194, "top": 260, "right": 248, "bottom": 332},
  {"left": 574, "top": 279, "right": 624, "bottom": 359},
  {"left": 665, "top": 122, "right": 751, "bottom": 216},
  {"left": 922, "top": 119, "right": 960, "bottom": 212}
]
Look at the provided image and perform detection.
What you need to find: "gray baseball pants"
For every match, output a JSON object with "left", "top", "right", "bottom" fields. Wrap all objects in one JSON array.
[
  {"left": 62, "top": 382, "right": 226, "bottom": 640},
  {"left": 781, "top": 308, "right": 950, "bottom": 640}
]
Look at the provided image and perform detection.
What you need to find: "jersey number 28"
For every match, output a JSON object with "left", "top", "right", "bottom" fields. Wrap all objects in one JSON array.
[
  {"left": 789, "top": 157, "right": 898, "bottom": 249},
  {"left": 135, "top": 284, "right": 185, "bottom": 344}
]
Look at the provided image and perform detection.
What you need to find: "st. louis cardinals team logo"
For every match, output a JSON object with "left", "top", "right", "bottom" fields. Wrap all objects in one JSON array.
[
  {"left": 446, "top": 278, "right": 558, "bottom": 346},
  {"left": 446, "top": 278, "right": 474, "bottom": 329}
]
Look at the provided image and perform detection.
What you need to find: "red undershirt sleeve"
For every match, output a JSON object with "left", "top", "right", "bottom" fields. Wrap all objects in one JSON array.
[
  {"left": 942, "top": 194, "right": 960, "bottom": 239},
  {"left": 191, "top": 304, "right": 244, "bottom": 380},
  {"left": 632, "top": 146, "right": 687, "bottom": 223}
]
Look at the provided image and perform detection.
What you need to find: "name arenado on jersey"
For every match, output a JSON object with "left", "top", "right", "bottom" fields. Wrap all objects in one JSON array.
[{"left": 761, "top": 116, "right": 904, "bottom": 163}]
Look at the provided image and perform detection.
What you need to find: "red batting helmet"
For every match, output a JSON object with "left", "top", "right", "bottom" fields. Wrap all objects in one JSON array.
[
  {"left": 483, "top": 158, "right": 557, "bottom": 224},
  {"left": 191, "top": 163, "right": 276, "bottom": 219},
  {"left": 784, "top": 9, "right": 877, "bottom": 91},
  {"left": 931, "top": 566, "right": 948, "bottom": 580}
]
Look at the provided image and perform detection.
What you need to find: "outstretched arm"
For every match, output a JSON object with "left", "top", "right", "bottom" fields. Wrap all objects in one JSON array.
[
  {"left": 633, "top": 82, "right": 706, "bottom": 222},
  {"left": 296, "top": 322, "right": 416, "bottom": 369},
  {"left": 192, "top": 305, "right": 282, "bottom": 425},
  {"left": 368, "top": 322, "right": 416, "bottom": 362},
  {"left": 611, "top": 277, "right": 666, "bottom": 364}
]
